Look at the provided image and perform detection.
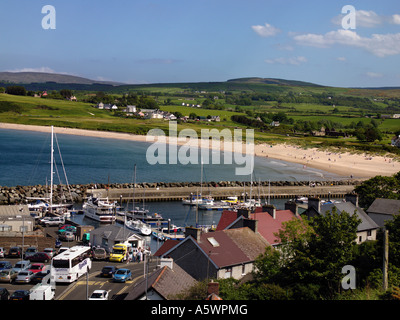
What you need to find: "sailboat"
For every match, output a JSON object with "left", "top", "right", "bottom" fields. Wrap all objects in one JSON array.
[
  {"left": 27, "top": 126, "right": 73, "bottom": 214},
  {"left": 181, "top": 160, "right": 214, "bottom": 206}
]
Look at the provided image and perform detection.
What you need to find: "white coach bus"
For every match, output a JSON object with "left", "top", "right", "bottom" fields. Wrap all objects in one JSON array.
[{"left": 51, "top": 246, "right": 92, "bottom": 283}]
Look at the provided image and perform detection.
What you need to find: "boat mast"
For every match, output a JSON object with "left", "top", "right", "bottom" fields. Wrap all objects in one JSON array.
[{"left": 50, "top": 126, "right": 54, "bottom": 213}]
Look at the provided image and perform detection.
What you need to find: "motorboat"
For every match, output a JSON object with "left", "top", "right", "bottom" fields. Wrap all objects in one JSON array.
[{"left": 83, "top": 196, "right": 117, "bottom": 223}]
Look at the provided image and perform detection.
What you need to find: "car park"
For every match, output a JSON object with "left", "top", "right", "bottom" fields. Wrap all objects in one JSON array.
[
  {"left": 23, "top": 246, "right": 38, "bottom": 259},
  {"left": 43, "top": 248, "right": 56, "bottom": 258},
  {"left": 0, "top": 261, "right": 12, "bottom": 271},
  {"left": 26, "top": 252, "right": 51, "bottom": 263},
  {"left": 89, "top": 290, "right": 110, "bottom": 300},
  {"left": 113, "top": 268, "right": 132, "bottom": 283},
  {"left": 29, "top": 263, "right": 46, "bottom": 274},
  {"left": 8, "top": 246, "right": 22, "bottom": 258},
  {"left": 12, "top": 260, "right": 31, "bottom": 273},
  {"left": 15, "top": 270, "right": 34, "bottom": 283},
  {"left": 0, "top": 269, "right": 18, "bottom": 283},
  {"left": 100, "top": 266, "right": 117, "bottom": 277},
  {"left": 10, "top": 290, "right": 30, "bottom": 300},
  {"left": 0, "top": 287, "right": 10, "bottom": 300}
]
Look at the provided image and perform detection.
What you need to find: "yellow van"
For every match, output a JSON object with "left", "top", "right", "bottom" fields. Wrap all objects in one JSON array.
[{"left": 109, "top": 244, "right": 128, "bottom": 262}]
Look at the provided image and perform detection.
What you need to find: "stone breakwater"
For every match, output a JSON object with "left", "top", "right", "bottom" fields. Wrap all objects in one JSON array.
[{"left": 0, "top": 179, "right": 363, "bottom": 205}]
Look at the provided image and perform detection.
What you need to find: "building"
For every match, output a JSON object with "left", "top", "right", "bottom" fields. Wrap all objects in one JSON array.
[
  {"left": 367, "top": 198, "right": 400, "bottom": 228},
  {"left": 89, "top": 224, "right": 147, "bottom": 252},
  {"left": 159, "top": 226, "right": 269, "bottom": 281},
  {"left": 303, "top": 194, "right": 379, "bottom": 244},
  {"left": 216, "top": 204, "right": 301, "bottom": 247},
  {"left": 0, "top": 205, "right": 34, "bottom": 235},
  {"left": 123, "top": 258, "right": 197, "bottom": 300}
]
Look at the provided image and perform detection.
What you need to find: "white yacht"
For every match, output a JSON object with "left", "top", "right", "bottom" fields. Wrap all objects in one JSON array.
[{"left": 83, "top": 196, "right": 117, "bottom": 223}]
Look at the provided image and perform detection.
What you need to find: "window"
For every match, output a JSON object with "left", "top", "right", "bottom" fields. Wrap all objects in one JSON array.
[
  {"left": 0, "top": 225, "right": 11, "bottom": 232},
  {"left": 207, "top": 237, "right": 219, "bottom": 247}
]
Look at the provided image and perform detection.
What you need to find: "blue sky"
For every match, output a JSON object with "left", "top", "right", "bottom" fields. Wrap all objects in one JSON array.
[{"left": 0, "top": 0, "right": 399, "bottom": 87}]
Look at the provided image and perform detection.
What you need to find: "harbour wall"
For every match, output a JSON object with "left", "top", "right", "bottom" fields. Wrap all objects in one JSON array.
[{"left": 0, "top": 179, "right": 363, "bottom": 205}]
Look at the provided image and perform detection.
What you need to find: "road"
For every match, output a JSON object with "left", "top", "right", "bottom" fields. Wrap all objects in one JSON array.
[{"left": 0, "top": 257, "right": 160, "bottom": 300}]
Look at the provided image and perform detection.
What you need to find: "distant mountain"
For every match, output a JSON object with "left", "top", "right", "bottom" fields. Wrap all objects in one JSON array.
[
  {"left": 0, "top": 72, "right": 124, "bottom": 86},
  {"left": 227, "top": 77, "right": 322, "bottom": 87}
]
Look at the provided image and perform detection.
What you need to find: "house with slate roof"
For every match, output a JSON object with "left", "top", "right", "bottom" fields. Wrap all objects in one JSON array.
[
  {"left": 159, "top": 226, "right": 269, "bottom": 281},
  {"left": 89, "top": 224, "right": 147, "bottom": 252},
  {"left": 123, "top": 258, "right": 197, "bottom": 300},
  {"left": 367, "top": 198, "right": 400, "bottom": 228},
  {"left": 303, "top": 194, "right": 379, "bottom": 244}
]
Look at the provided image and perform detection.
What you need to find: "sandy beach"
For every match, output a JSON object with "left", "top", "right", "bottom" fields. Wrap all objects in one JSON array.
[{"left": 1, "top": 122, "right": 399, "bottom": 179}]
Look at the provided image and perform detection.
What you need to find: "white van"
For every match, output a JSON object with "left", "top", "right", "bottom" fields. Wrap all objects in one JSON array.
[{"left": 30, "top": 284, "right": 55, "bottom": 300}]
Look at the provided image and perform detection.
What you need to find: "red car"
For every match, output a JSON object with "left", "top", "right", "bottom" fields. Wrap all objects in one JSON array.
[
  {"left": 26, "top": 252, "right": 51, "bottom": 263},
  {"left": 29, "top": 263, "right": 46, "bottom": 274}
]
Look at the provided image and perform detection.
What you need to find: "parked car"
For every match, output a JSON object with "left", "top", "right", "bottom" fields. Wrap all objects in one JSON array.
[
  {"left": 43, "top": 248, "right": 56, "bottom": 258},
  {"left": 0, "top": 287, "right": 10, "bottom": 300},
  {"left": 0, "top": 269, "right": 18, "bottom": 283},
  {"left": 15, "top": 270, "right": 34, "bottom": 283},
  {"left": 89, "top": 290, "right": 110, "bottom": 300},
  {"left": 58, "top": 225, "right": 77, "bottom": 234},
  {"left": 29, "top": 263, "right": 46, "bottom": 274},
  {"left": 0, "top": 247, "right": 5, "bottom": 258},
  {"left": 10, "top": 290, "right": 30, "bottom": 300},
  {"left": 26, "top": 252, "right": 51, "bottom": 263},
  {"left": 59, "top": 231, "right": 74, "bottom": 241},
  {"left": 40, "top": 216, "right": 65, "bottom": 227},
  {"left": 0, "top": 261, "right": 12, "bottom": 271},
  {"left": 100, "top": 266, "right": 117, "bottom": 277},
  {"left": 8, "top": 246, "right": 22, "bottom": 258},
  {"left": 31, "top": 270, "right": 51, "bottom": 284},
  {"left": 92, "top": 247, "right": 108, "bottom": 260},
  {"left": 113, "top": 268, "right": 132, "bottom": 283},
  {"left": 12, "top": 260, "right": 31, "bottom": 273},
  {"left": 23, "top": 246, "right": 38, "bottom": 259}
]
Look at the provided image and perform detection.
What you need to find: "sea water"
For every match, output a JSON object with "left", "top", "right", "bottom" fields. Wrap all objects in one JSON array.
[{"left": 0, "top": 128, "right": 344, "bottom": 187}]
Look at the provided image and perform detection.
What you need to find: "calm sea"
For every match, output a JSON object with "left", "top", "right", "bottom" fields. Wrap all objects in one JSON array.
[{"left": 0, "top": 128, "right": 344, "bottom": 187}]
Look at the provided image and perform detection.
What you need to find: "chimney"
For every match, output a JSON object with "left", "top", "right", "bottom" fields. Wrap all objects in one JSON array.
[
  {"left": 237, "top": 208, "right": 250, "bottom": 219},
  {"left": 160, "top": 257, "right": 173, "bottom": 269},
  {"left": 207, "top": 280, "right": 220, "bottom": 296},
  {"left": 262, "top": 204, "right": 276, "bottom": 219},
  {"left": 345, "top": 193, "right": 359, "bottom": 207},
  {"left": 243, "top": 218, "right": 258, "bottom": 233},
  {"left": 308, "top": 197, "right": 321, "bottom": 213},
  {"left": 184, "top": 226, "right": 202, "bottom": 242},
  {"left": 285, "top": 201, "right": 299, "bottom": 217}
]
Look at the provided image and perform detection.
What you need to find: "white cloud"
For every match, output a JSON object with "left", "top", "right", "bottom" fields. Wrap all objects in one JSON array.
[
  {"left": 366, "top": 72, "right": 383, "bottom": 78},
  {"left": 391, "top": 14, "right": 400, "bottom": 25},
  {"left": 293, "top": 29, "right": 400, "bottom": 57},
  {"left": 265, "top": 56, "right": 307, "bottom": 65},
  {"left": 251, "top": 23, "right": 281, "bottom": 37}
]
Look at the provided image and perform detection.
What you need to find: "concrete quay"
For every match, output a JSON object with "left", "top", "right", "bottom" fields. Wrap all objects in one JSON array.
[{"left": 87, "top": 182, "right": 359, "bottom": 202}]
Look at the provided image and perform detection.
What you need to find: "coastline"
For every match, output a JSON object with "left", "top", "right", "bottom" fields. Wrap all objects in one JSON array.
[{"left": 1, "top": 122, "right": 399, "bottom": 179}]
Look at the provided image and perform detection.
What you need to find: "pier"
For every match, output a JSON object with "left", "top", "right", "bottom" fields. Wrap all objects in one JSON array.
[{"left": 86, "top": 182, "right": 359, "bottom": 203}]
